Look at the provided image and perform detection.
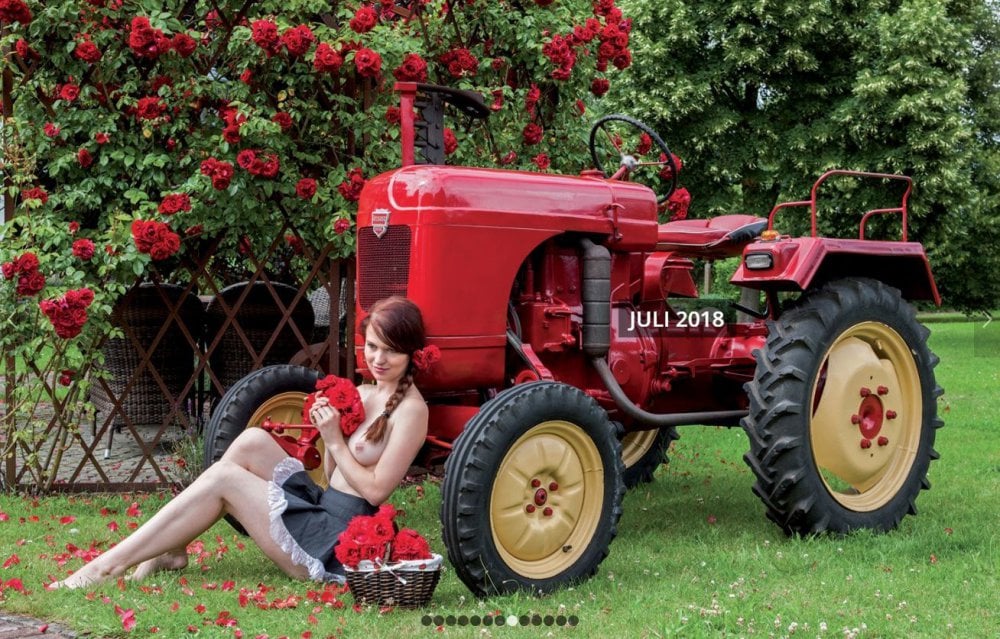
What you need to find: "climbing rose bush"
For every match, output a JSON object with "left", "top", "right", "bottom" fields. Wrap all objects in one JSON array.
[{"left": 0, "top": 0, "right": 633, "bottom": 488}]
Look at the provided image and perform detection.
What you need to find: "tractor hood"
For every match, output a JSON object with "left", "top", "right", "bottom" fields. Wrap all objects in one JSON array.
[{"left": 359, "top": 164, "right": 659, "bottom": 250}]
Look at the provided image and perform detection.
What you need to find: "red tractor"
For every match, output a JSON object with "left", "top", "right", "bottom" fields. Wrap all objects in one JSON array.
[{"left": 204, "top": 84, "right": 943, "bottom": 597}]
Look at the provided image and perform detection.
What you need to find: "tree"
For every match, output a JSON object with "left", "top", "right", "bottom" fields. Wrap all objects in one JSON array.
[{"left": 616, "top": 0, "right": 1000, "bottom": 310}]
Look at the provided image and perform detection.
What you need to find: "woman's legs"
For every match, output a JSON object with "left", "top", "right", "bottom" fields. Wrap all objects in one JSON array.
[
  {"left": 130, "top": 428, "right": 291, "bottom": 580},
  {"left": 54, "top": 458, "right": 309, "bottom": 588}
]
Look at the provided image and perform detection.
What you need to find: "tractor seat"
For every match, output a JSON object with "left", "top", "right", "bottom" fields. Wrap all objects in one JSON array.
[{"left": 656, "top": 215, "right": 769, "bottom": 259}]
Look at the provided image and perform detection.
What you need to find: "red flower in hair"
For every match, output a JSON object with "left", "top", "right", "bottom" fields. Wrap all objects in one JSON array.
[{"left": 411, "top": 345, "right": 440, "bottom": 371}]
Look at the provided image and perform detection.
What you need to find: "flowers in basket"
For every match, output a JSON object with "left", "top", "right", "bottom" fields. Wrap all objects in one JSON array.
[
  {"left": 334, "top": 504, "right": 436, "bottom": 570},
  {"left": 335, "top": 504, "right": 442, "bottom": 607}
]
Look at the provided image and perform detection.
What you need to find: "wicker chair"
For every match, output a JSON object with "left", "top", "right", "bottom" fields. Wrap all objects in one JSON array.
[
  {"left": 90, "top": 283, "right": 204, "bottom": 458},
  {"left": 205, "top": 281, "right": 315, "bottom": 394},
  {"left": 308, "top": 283, "right": 348, "bottom": 346}
]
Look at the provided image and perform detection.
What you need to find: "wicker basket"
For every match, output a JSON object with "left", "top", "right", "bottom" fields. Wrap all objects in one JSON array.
[{"left": 345, "top": 554, "right": 443, "bottom": 609}]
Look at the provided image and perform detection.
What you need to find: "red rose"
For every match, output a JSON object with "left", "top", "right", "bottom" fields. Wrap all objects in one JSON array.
[
  {"left": 38, "top": 288, "right": 94, "bottom": 339},
  {"left": 349, "top": 5, "right": 378, "bottom": 33},
  {"left": 16, "top": 270, "right": 46, "bottom": 297},
  {"left": 240, "top": 69, "right": 253, "bottom": 84},
  {"left": 15, "top": 38, "right": 38, "bottom": 60},
  {"left": 337, "top": 167, "right": 365, "bottom": 201},
  {"left": 129, "top": 16, "right": 169, "bottom": 58},
  {"left": 94, "top": 132, "right": 110, "bottom": 144},
  {"left": 149, "top": 232, "right": 180, "bottom": 260},
  {"left": 285, "top": 234, "right": 304, "bottom": 255},
  {"left": 392, "top": 53, "right": 427, "bottom": 82},
  {"left": 302, "top": 375, "right": 366, "bottom": 436},
  {"left": 636, "top": 133, "right": 652, "bottom": 156},
  {"left": 68, "top": 221, "right": 80, "bottom": 234},
  {"left": 21, "top": 187, "right": 48, "bottom": 204},
  {"left": 58, "top": 370, "right": 75, "bottom": 387},
  {"left": 390, "top": 529, "right": 432, "bottom": 562},
  {"left": 313, "top": 42, "right": 343, "bottom": 73},
  {"left": 443, "top": 128, "right": 458, "bottom": 155},
  {"left": 439, "top": 47, "right": 478, "bottom": 78},
  {"left": 72, "top": 239, "right": 95, "bottom": 261},
  {"left": 590, "top": 77, "right": 610, "bottom": 97},
  {"left": 44, "top": 122, "right": 60, "bottom": 138},
  {"left": 533, "top": 153, "right": 550, "bottom": 170},
  {"left": 74, "top": 40, "right": 102, "bottom": 63},
  {"left": 522, "top": 122, "right": 544, "bottom": 145},
  {"left": 236, "top": 149, "right": 256, "bottom": 169},
  {"left": 281, "top": 24, "right": 315, "bottom": 57},
  {"left": 353, "top": 47, "right": 382, "bottom": 79},
  {"left": 575, "top": 99, "right": 586, "bottom": 116},
  {"left": 200, "top": 158, "right": 234, "bottom": 190},
  {"left": 658, "top": 152, "right": 683, "bottom": 181},
  {"left": 135, "top": 96, "right": 166, "bottom": 120},
  {"left": 385, "top": 106, "right": 401, "bottom": 124},
  {"left": 172, "top": 32, "right": 197, "bottom": 57},
  {"left": 666, "top": 187, "right": 691, "bottom": 221},
  {"left": 251, "top": 19, "right": 281, "bottom": 56},
  {"left": 333, "top": 219, "right": 351, "bottom": 235},
  {"left": 0, "top": 0, "right": 32, "bottom": 25},
  {"left": 59, "top": 84, "right": 80, "bottom": 102},
  {"left": 272, "top": 111, "right": 293, "bottom": 131},
  {"left": 77, "top": 148, "right": 94, "bottom": 168},
  {"left": 525, "top": 83, "right": 541, "bottom": 114},
  {"left": 295, "top": 178, "right": 317, "bottom": 199},
  {"left": 158, "top": 193, "right": 191, "bottom": 215}
]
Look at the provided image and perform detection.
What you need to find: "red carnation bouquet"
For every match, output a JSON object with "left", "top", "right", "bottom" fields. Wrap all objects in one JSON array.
[
  {"left": 334, "top": 504, "right": 437, "bottom": 570},
  {"left": 302, "top": 374, "right": 365, "bottom": 436}
]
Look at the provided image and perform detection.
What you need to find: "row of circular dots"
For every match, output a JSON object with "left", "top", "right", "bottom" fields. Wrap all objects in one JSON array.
[{"left": 422, "top": 614, "right": 580, "bottom": 627}]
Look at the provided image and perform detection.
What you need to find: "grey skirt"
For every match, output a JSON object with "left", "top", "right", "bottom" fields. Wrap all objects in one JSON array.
[{"left": 267, "top": 458, "right": 377, "bottom": 582}]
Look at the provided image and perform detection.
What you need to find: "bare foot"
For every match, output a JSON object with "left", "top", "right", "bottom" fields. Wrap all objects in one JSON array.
[
  {"left": 47, "top": 565, "right": 106, "bottom": 590},
  {"left": 129, "top": 551, "right": 188, "bottom": 582}
]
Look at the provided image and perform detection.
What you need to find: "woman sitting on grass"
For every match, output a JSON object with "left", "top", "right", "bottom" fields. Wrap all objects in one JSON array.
[{"left": 51, "top": 296, "right": 431, "bottom": 588}]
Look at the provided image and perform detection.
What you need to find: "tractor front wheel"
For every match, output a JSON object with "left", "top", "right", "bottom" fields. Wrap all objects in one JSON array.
[
  {"left": 441, "top": 382, "right": 625, "bottom": 596},
  {"left": 743, "top": 278, "right": 943, "bottom": 534}
]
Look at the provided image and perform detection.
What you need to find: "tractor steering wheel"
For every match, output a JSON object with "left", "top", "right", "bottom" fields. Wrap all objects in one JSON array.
[{"left": 588, "top": 114, "right": 679, "bottom": 204}]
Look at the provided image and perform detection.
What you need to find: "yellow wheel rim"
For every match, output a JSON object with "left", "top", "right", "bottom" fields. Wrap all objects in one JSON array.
[
  {"left": 810, "top": 322, "right": 921, "bottom": 511},
  {"left": 621, "top": 429, "right": 659, "bottom": 470},
  {"left": 490, "top": 420, "right": 604, "bottom": 579},
  {"left": 248, "top": 391, "right": 327, "bottom": 488}
]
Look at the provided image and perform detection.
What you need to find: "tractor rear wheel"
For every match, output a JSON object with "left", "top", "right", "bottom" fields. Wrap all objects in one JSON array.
[
  {"left": 203, "top": 365, "right": 322, "bottom": 532},
  {"left": 743, "top": 278, "right": 943, "bottom": 535},
  {"left": 620, "top": 426, "right": 678, "bottom": 488},
  {"left": 441, "top": 381, "right": 625, "bottom": 596}
]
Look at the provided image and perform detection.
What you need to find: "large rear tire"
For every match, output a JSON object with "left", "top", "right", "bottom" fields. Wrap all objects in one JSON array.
[
  {"left": 743, "top": 278, "right": 943, "bottom": 534},
  {"left": 203, "top": 365, "right": 321, "bottom": 532},
  {"left": 441, "top": 382, "right": 625, "bottom": 596}
]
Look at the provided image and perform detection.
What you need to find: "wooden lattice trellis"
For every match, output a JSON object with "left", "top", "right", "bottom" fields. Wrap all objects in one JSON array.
[{"left": 1, "top": 221, "right": 356, "bottom": 492}]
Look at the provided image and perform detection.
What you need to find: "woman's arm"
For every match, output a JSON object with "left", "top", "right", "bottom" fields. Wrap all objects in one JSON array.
[{"left": 312, "top": 396, "right": 428, "bottom": 505}]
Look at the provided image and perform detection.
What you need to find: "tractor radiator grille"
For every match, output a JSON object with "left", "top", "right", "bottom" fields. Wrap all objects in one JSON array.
[{"left": 358, "top": 225, "right": 412, "bottom": 310}]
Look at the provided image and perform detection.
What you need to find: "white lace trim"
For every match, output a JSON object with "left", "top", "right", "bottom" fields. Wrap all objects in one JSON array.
[{"left": 267, "top": 457, "right": 344, "bottom": 583}]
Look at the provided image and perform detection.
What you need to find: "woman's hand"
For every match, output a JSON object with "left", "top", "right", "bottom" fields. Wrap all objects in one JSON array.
[{"left": 309, "top": 396, "right": 345, "bottom": 451}]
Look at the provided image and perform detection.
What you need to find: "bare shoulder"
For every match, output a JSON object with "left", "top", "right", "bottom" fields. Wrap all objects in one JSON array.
[{"left": 396, "top": 385, "right": 429, "bottom": 427}]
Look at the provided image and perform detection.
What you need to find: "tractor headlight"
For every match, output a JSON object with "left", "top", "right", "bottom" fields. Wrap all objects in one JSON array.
[{"left": 744, "top": 252, "right": 774, "bottom": 270}]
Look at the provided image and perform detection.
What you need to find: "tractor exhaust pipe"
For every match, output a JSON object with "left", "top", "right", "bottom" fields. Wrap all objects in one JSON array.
[{"left": 578, "top": 238, "right": 748, "bottom": 428}]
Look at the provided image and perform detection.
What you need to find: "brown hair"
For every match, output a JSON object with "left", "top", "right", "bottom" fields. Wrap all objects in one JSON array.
[{"left": 359, "top": 296, "right": 427, "bottom": 443}]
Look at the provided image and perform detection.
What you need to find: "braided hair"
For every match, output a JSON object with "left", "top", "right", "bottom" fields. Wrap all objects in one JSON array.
[{"left": 360, "top": 296, "right": 427, "bottom": 443}]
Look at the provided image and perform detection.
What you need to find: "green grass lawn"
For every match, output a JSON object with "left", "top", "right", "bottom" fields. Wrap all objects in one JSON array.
[{"left": 1, "top": 321, "right": 997, "bottom": 638}]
